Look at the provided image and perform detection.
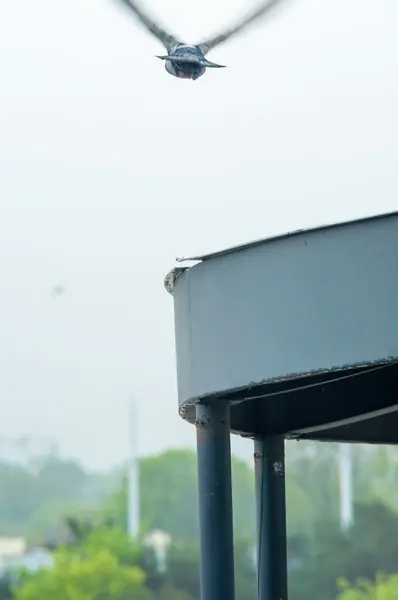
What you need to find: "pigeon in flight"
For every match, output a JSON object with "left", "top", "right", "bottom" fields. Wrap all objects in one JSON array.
[
  {"left": 51, "top": 285, "right": 66, "bottom": 298},
  {"left": 112, "top": 0, "right": 288, "bottom": 80}
]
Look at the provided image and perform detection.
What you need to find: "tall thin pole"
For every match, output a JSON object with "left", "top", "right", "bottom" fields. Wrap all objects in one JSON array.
[
  {"left": 127, "top": 399, "right": 140, "bottom": 538},
  {"left": 339, "top": 443, "right": 353, "bottom": 532},
  {"left": 254, "top": 436, "right": 288, "bottom": 600},
  {"left": 196, "top": 401, "right": 235, "bottom": 600}
]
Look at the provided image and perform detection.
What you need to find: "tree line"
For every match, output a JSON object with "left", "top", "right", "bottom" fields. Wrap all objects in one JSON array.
[
  {"left": 7, "top": 501, "right": 398, "bottom": 600},
  {"left": 1, "top": 442, "right": 398, "bottom": 599}
]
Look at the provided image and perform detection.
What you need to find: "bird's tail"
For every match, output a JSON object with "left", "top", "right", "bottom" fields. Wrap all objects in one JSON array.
[{"left": 156, "top": 55, "right": 226, "bottom": 68}]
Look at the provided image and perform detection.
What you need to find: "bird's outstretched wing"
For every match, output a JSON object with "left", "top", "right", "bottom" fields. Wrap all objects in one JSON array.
[
  {"left": 197, "top": 0, "right": 287, "bottom": 55},
  {"left": 111, "top": 0, "right": 181, "bottom": 51}
]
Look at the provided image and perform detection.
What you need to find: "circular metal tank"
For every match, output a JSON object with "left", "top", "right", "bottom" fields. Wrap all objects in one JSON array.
[{"left": 165, "top": 211, "right": 398, "bottom": 443}]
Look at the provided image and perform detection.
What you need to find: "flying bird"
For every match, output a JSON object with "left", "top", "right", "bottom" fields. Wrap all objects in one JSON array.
[
  {"left": 112, "top": 0, "right": 287, "bottom": 80},
  {"left": 51, "top": 285, "right": 66, "bottom": 298}
]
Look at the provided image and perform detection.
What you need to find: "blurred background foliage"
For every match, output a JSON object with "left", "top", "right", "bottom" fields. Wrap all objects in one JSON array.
[{"left": 1, "top": 441, "right": 398, "bottom": 599}]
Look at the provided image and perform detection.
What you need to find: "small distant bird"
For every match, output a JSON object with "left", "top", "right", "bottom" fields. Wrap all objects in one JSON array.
[
  {"left": 112, "top": 0, "right": 287, "bottom": 80},
  {"left": 51, "top": 285, "right": 66, "bottom": 298}
]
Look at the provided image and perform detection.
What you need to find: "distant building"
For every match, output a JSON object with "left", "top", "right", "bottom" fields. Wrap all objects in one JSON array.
[
  {"left": 0, "top": 537, "right": 26, "bottom": 576},
  {"left": 6, "top": 547, "right": 53, "bottom": 573},
  {"left": 0, "top": 537, "right": 26, "bottom": 558},
  {"left": 0, "top": 537, "right": 53, "bottom": 579}
]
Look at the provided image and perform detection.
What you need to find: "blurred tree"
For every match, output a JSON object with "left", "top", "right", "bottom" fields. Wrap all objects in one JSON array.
[
  {"left": 355, "top": 445, "right": 398, "bottom": 511},
  {"left": 34, "top": 459, "right": 87, "bottom": 502},
  {"left": 155, "top": 585, "right": 195, "bottom": 600},
  {"left": 233, "top": 538, "right": 256, "bottom": 600},
  {"left": 2, "top": 441, "right": 398, "bottom": 567},
  {"left": 0, "top": 575, "right": 12, "bottom": 600},
  {"left": 0, "top": 457, "right": 114, "bottom": 541},
  {"left": 52, "top": 522, "right": 255, "bottom": 600},
  {"left": 7, "top": 496, "right": 398, "bottom": 600},
  {"left": 102, "top": 449, "right": 256, "bottom": 540},
  {"left": 72, "top": 525, "right": 140, "bottom": 566},
  {"left": 289, "top": 501, "right": 398, "bottom": 600},
  {"left": 337, "top": 575, "right": 398, "bottom": 600},
  {"left": 163, "top": 540, "right": 200, "bottom": 599},
  {"left": 285, "top": 441, "right": 341, "bottom": 537},
  {"left": 12, "top": 549, "right": 151, "bottom": 600},
  {"left": 0, "top": 464, "right": 38, "bottom": 534},
  {"left": 27, "top": 500, "right": 96, "bottom": 545},
  {"left": 152, "top": 537, "right": 255, "bottom": 600}
]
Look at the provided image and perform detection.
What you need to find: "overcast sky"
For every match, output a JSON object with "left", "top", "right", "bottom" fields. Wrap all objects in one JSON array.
[{"left": 0, "top": 0, "right": 397, "bottom": 469}]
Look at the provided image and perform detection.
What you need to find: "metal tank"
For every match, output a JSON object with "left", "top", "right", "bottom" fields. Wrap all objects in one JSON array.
[{"left": 165, "top": 210, "right": 398, "bottom": 600}]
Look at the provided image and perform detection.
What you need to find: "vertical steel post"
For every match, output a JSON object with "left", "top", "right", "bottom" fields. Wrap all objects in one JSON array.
[
  {"left": 196, "top": 401, "right": 235, "bottom": 600},
  {"left": 254, "top": 436, "right": 288, "bottom": 600}
]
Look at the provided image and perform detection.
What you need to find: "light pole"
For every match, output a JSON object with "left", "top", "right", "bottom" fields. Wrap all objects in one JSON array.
[
  {"left": 339, "top": 443, "right": 354, "bottom": 532},
  {"left": 127, "top": 399, "right": 140, "bottom": 539}
]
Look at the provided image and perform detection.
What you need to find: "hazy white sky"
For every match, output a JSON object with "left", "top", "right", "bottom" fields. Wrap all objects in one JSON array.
[{"left": 0, "top": 0, "right": 397, "bottom": 469}]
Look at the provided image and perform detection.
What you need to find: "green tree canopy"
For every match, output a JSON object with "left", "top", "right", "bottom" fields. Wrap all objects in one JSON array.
[
  {"left": 12, "top": 549, "right": 150, "bottom": 600},
  {"left": 3, "top": 441, "right": 398, "bottom": 559},
  {"left": 337, "top": 575, "right": 398, "bottom": 600},
  {"left": 72, "top": 525, "right": 140, "bottom": 566},
  {"left": 289, "top": 501, "right": 398, "bottom": 600},
  {"left": 102, "top": 449, "right": 256, "bottom": 541},
  {"left": 0, "top": 455, "right": 113, "bottom": 542}
]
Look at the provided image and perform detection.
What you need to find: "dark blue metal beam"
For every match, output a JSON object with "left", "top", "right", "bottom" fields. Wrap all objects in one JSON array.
[
  {"left": 196, "top": 402, "right": 235, "bottom": 600},
  {"left": 254, "top": 436, "right": 288, "bottom": 600}
]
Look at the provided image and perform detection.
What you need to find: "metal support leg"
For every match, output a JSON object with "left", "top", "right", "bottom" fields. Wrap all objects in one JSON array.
[
  {"left": 254, "top": 436, "right": 288, "bottom": 600},
  {"left": 196, "top": 401, "right": 235, "bottom": 600}
]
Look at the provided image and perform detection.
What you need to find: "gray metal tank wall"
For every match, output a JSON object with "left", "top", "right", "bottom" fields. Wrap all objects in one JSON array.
[{"left": 172, "top": 213, "right": 398, "bottom": 410}]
